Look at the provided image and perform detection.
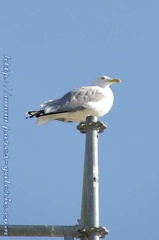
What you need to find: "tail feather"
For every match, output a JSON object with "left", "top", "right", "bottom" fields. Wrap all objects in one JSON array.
[
  {"left": 36, "top": 115, "right": 57, "bottom": 125},
  {"left": 26, "top": 110, "right": 71, "bottom": 125}
]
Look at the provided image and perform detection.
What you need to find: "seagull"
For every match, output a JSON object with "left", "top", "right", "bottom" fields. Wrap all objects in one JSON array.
[{"left": 26, "top": 76, "right": 121, "bottom": 125}]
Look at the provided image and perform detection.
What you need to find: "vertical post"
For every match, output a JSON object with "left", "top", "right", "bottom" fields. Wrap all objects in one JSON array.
[
  {"left": 80, "top": 143, "right": 88, "bottom": 225},
  {"left": 85, "top": 116, "right": 99, "bottom": 240},
  {"left": 77, "top": 116, "right": 107, "bottom": 240}
]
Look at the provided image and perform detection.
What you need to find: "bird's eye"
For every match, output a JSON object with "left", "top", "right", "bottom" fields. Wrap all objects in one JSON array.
[{"left": 100, "top": 76, "right": 105, "bottom": 79}]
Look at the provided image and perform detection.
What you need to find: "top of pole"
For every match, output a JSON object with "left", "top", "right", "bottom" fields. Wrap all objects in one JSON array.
[{"left": 77, "top": 116, "right": 107, "bottom": 134}]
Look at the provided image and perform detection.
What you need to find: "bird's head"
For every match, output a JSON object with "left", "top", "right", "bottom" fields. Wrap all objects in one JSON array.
[{"left": 92, "top": 75, "right": 121, "bottom": 88}]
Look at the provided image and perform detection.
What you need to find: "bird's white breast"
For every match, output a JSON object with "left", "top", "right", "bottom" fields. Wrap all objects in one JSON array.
[{"left": 83, "top": 87, "right": 114, "bottom": 117}]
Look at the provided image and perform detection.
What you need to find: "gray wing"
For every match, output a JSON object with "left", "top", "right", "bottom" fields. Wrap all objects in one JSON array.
[{"left": 41, "top": 86, "right": 105, "bottom": 114}]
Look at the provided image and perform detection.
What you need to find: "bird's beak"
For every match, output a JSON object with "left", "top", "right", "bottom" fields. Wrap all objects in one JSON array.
[{"left": 109, "top": 78, "right": 121, "bottom": 83}]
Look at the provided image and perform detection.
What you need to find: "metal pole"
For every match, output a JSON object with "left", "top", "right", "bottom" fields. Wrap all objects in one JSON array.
[
  {"left": 0, "top": 225, "right": 85, "bottom": 238},
  {"left": 86, "top": 116, "right": 99, "bottom": 240},
  {"left": 0, "top": 224, "right": 108, "bottom": 238},
  {"left": 77, "top": 116, "right": 107, "bottom": 240},
  {"left": 80, "top": 145, "right": 88, "bottom": 225}
]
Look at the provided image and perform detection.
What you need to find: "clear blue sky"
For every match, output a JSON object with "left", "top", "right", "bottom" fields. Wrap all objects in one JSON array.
[{"left": 0, "top": 1, "right": 159, "bottom": 240}]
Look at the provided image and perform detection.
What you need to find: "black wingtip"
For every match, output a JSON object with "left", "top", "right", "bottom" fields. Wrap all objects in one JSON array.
[
  {"left": 26, "top": 110, "right": 44, "bottom": 119},
  {"left": 25, "top": 115, "right": 34, "bottom": 119}
]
